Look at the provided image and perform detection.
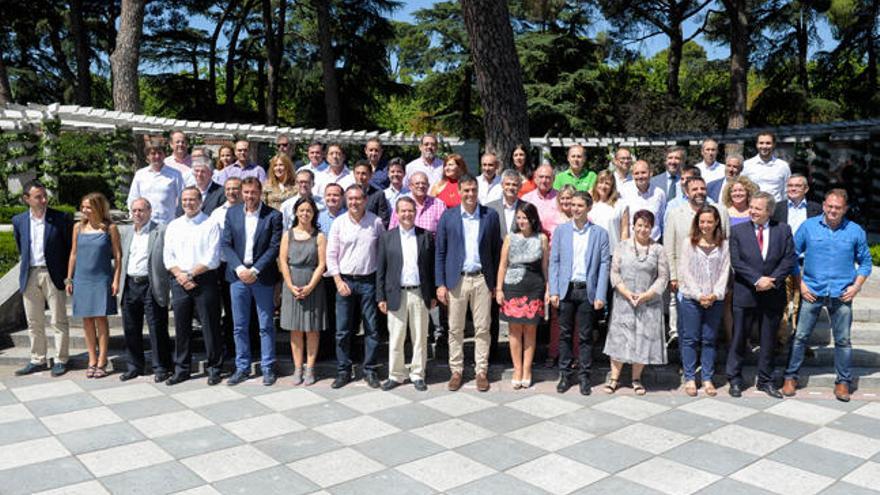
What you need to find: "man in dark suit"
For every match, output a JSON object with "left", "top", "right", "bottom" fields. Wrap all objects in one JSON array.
[
  {"left": 650, "top": 146, "right": 686, "bottom": 203},
  {"left": 728, "top": 191, "right": 795, "bottom": 398},
  {"left": 222, "top": 177, "right": 283, "bottom": 386},
  {"left": 118, "top": 198, "right": 172, "bottom": 382},
  {"left": 176, "top": 157, "right": 225, "bottom": 217},
  {"left": 707, "top": 154, "right": 744, "bottom": 203},
  {"left": 377, "top": 196, "right": 436, "bottom": 391},
  {"left": 436, "top": 174, "right": 502, "bottom": 392},
  {"left": 12, "top": 180, "right": 73, "bottom": 376},
  {"left": 352, "top": 160, "right": 391, "bottom": 228}
]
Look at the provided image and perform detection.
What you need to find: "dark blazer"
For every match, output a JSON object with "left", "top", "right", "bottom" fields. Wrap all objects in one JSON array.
[
  {"left": 729, "top": 220, "right": 795, "bottom": 309},
  {"left": 12, "top": 208, "right": 73, "bottom": 292},
  {"left": 221, "top": 203, "right": 283, "bottom": 285},
  {"left": 119, "top": 221, "right": 170, "bottom": 307},
  {"left": 487, "top": 198, "right": 529, "bottom": 239},
  {"left": 771, "top": 199, "right": 822, "bottom": 227},
  {"left": 376, "top": 226, "right": 435, "bottom": 311},
  {"left": 435, "top": 204, "right": 502, "bottom": 291},
  {"left": 650, "top": 171, "right": 680, "bottom": 203},
  {"left": 706, "top": 177, "right": 725, "bottom": 203},
  {"left": 176, "top": 181, "right": 225, "bottom": 217},
  {"left": 364, "top": 184, "right": 391, "bottom": 228}
]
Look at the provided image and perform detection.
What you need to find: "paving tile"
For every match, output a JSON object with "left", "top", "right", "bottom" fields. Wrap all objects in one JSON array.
[
  {"left": 506, "top": 420, "right": 593, "bottom": 451},
  {"left": 131, "top": 410, "right": 215, "bottom": 439},
  {"left": 77, "top": 439, "right": 173, "bottom": 478},
  {"left": 40, "top": 405, "right": 123, "bottom": 434},
  {"left": 694, "top": 479, "right": 776, "bottom": 495},
  {"left": 313, "top": 415, "right": 399, "bottom": 445},
  {"left": 98, "top": 461, "right": 205, "bottom": 495},
  {"left": 841, "top": 461, "right": 880, "bottom": 492},
  {"left": 213, "top": 465, "right": 319, "bottom": 495},
  {"left": 182, "top": 444, "right": 279, "bottom": 483},
  {"left": 618, "top": 457, "right": 722, "bottom": 495},
  {"left": 34, "top": 480, "right": 111, "bottom": 495},
  {"left": 604, "top": 423, "right": 692, "bottom": 454},
  {"left": 57, "top": 422, "right": 145, "bottom": 455},
  {"left": 769, "top": 441, "right": 865, "bottom": 479},
  {"left": 154, "top": 426, "right": 243, "bottom": 459},
  {"left": 254, "top": 388, "right": 327, "bottom": 412},
  {"left": 505, "top": 395, "right": 583, "bottom": 419},
  {"left": 11, "top": 380, "right": 84, "bottom": 402},
  {"left": 369, "top": 402, "right": 450, "bottom": 430},
  {"left": 643, "top": 410, "right": 727, "bottom": 437},
  {"left": 396, "top": 451, "right": 495, "bottom": 492},
  {"left": 730, "top": 459, "right": 835, "bottom": 495},
  {"left": 411, "top": 417, "right": 494, "bottom": 449},
  {"left": 194, "top": 398, "right": 273, "bottom": 424},
  {"left": 354, "top": 431, "right": 445, "bottom": 466},
  {"left": 25, "top": 392, "right": 101, "bottom": 417},
  {"left": 336, "top": 390, "right": 411, "bottom": 414},
  {"left": 765, "top": 400, "right": 847, "bottom": 426},
  {"left": 699, "top": 424, "right": 790, "bottom": 456},
  {"left": 853, "top": 402, "right": 880, "bottom": 420},
  {"left": 254, "top": 430, "right": 342, "bottom": 464},
  {"left": 676, "top": 399, "right": 758, "bottom": 423},
  {"left": 735, "top": 412, "right": 818, "bottom": 439},
  {"left": 170, "top": 486, "right": 221, "bottom": 495},
  {"left": 172, "top": 387, "right": 245, "bottom": 408},
  {"left": 800, "top": 427, "right": 880, "bottom": 459},
  {"left": 283, "top": 401, "right": 361, "bottom": 429},
  {"left": 108, "top": 395, "right": 186, "bottom": 420},
  {"left": 592, "top": 396, "right": 670, "bottom": 421},
  {"left": 91, "top": 383, "right": 164, "bottom": 405},
  {"left": 456, "top": 435, "right": 547, "bottom": 471},
  {"left": 717, "top": 396, "right": 782, "bottom": 410},
  {"left": 0, "top": 390, "right": 17, "bottom": 406},
  {"left": 222, "top": 412, "right": 306, "bottom": 442},
  {"left": 507, "top": 453, "right": 608, "bottom": 495},
  {"left": 0, "top": 418, "right": 51, "bottom": 446},
  {"left": 559, "top": 438, "right": 653, "bottom": 474},
  {"left": 0, "top": 437, "right": 70, "bottom": 470},
  {"left": 458, "top": 405, "right": 542, "bottom": 433},
  {"left": 329, "top": 468, "right": 435, "bottom": 495},
  {"left": 661, "top": 440, "right": 758, "bottom": 476},
  {"left": 827, "top": 412, "right": 880, "bottom": 439},
  {"left": 420, "top": 393, "right": 496, "bottom": 417},
  {"left": 573, "top": 476, "right": 665, "bottom": 495},
  {"left": 288, "top": 447, "right": 385, "bottom": 488},
  {"left": 0, "top": 457, "right": 93, "bottom": 495},
  {"left": 0, "top": 403, "right": 33, "bottom": 424},
  {"left": 448, "top": 473, "right": 551, "bottom": 495},
  {"left": 818, "top": 481, "right": 880, "bottom": 495},
  {"left": 553, "top": 407, "right": 633, "bottom": 435}
]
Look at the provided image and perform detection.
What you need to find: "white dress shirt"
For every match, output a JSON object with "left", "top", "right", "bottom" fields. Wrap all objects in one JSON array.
[
  {"left": 571, "top": 222, "right": 592, "bottom": 282},
  {"left": 696, "top": 160, "right": 725, "bottom": 184},
  {"left": 502, "top": 200, "right": 517, "bottom": 234},
  {"left": 620, "top": 182, "right": 667, "bottom": 240},
  {"left": 754, "top": 221, "right": 770, "bottom": 260},
  {"left": 314, "top": 166, "right": 355, "bottom": 197},
  {"left": 241, "top": 206, "right": 260, "bottom": 267},
  {"left": 477, "top": 174, "right": 502, "bottom": 205},
  {"left": 742, "top": 155, "right": 791, "bottom": 203},
  {"left": 399, "top": 227, "right": 421, "bottom": 286},
  {"left": 384, "top": 185, "right": 409, "bottom": 212},
  {"left": 163, "top": 212, "right": 220, "bottom": 272},
  {"left": 404, "top": 157, "right": 444, "bottom": 188},
  {"left": 29, "top": 212, "right": 46, "bottom": 267},
  {"left": 126, "top": 222, "right": 152, "bottom": 277},
  {"left": 164, "top": 155, "right": 195, "bottom": 186},
  {"left": 210, "top": 202, "right": 234, "bottom": 263},
  {"left": 461, "top": 208, "right": 482, "bottom": 272},
  {"left": 787, "top": 199, "right": 808, "bottom": 236},
  {"left": 128, "top": 165, "right": 186, "bottom": 225}
]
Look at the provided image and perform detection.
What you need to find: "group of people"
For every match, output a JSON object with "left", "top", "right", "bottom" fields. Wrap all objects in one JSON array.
[{"left": 11, "top": 130, "right": 872, "bottom": 402}]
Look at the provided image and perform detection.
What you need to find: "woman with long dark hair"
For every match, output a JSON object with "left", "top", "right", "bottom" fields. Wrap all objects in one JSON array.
[
  {"left": 430, "top": 154, "right": 467, "bottom": 208},
  {"left": 511, "top": 144, "right": 537, "bottom": 197}
]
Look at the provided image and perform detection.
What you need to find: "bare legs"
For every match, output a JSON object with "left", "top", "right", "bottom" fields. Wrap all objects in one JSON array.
[
  {"left": 290, "top": 330, "right": 319, "bottom": 384},
  {"left": 509, "top": 323, "right": 537, "bottom": 387},
  {"left": 606, "top": 359, "right": 646, "bottom": 394},
  {"left": 82, "top": 316, "right": 109, "bottom": 377}
]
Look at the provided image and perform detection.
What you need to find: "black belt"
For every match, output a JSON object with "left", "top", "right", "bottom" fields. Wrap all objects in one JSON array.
[
  {"left": 128, "top": 275, "right": 149, "bottom": 284},
  {"left": 342, "top": 274, "right": 374, "bottom": 281},
  {"left": 570, "top": 281, "right": 587, "bottom": 289},
  {"left": 461, "top": 270, "right": 482, "bottom": 277},
  {"left": 401, "top": 285, "right": 420, "bottom": 290}
]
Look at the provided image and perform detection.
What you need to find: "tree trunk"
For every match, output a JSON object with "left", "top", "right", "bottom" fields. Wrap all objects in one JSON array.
[
  {"left": 796, "top": 10, "right": 809, "bottom": 94},
  {"left": 225, "top": 0, "right": 254, "bottom": 115},
  {"left": 111, "top": 0, "right": 146, "bottom": 113},
  {"left": 261, "top": 0, "right": 286, "bottom": 125},
  {"left": 209, "top": 0, "right": 238, "bottom": 110},
  {"left": 724, "top": 0, "right": 748, "bottom": 135},
  {"left": 867, "top": 0, "right": 879, "bottom": 95},
  {"left": 667, "top": 28, "right": 683, "bottom": 101},
  {"left": 257, "top": 57, "right": 266, "bottom": 122},
  {"left": 0, "top": 55, "right": 11, "bottom": 104},
  {"left": 460, "top": 0, "right": 530, "bottom": 167},
  {"left": 69, "top": 0, "right": 92, "bottom": 106},
  {"left": 313, "top": 0, "right": 341, "bottom": 129}
]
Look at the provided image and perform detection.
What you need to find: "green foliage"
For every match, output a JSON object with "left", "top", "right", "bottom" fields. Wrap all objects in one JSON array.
[
  {"left": 0, "top": 204, "right": 76, "bottom": 223},
  {"left": 0, "top": 232, "right": 18, "bottom": 277},
  {"left": 871, "top": 243, "right": 880, "bottom": 267}
]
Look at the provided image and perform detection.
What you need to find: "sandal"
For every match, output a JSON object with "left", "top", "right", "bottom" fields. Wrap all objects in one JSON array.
[
  {"left": 704, "top": 382, "right": 717, "bottom": 397},
  {"left": 632, "top": 380, "right": 646, "bottom": 396},
  {"left": 603, "top": 378, "right": 620, "bottom": 394},
  {"left": 86, "top": 366, "right": 96, "bottom": 378},
  {"left": 684, "top": 380, "right": 698, "bottom": 397},
  {"left": 93, "top": 366, "right": 108, "bottom": 379}
]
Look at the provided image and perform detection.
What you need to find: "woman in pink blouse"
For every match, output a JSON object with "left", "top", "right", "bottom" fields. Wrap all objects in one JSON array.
[{"left": 678, "top": 205, "right": 730, "bottom": 397}]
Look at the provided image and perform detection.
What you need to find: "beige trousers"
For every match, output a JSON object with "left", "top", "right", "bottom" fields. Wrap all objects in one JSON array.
[
  {"left": 447, "top": 274, "right": 492, "bottom": 374},
  {"left": 387, "top": 288, "right": 429, "bottom": 382},
  {"left": 22, "top": 268, "right": 70, "bottom": 364}
]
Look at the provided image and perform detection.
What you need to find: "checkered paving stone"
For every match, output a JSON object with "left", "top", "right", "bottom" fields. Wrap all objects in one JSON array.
[{"left": 2, "top": 372, "right": 880, "bottom": 495}]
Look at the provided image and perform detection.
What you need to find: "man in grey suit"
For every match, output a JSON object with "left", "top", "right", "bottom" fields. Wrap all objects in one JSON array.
[
  {"left": 487, "top": 169, "right": 527, "bottom": 239},
  {"left": 119, "top": 198, "right": 173, "bottom": 382},
  {"left": 650, "top": 146, "right": 686, "bottom": 204}
]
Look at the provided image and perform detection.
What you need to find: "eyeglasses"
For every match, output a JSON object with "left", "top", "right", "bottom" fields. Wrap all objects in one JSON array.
[{"left": 277, "top": 143, "right": 290, "bottom": 148}]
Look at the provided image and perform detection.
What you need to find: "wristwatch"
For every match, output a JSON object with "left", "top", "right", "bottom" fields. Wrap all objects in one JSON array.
[
  {"left": 185, "top": 271, "right": 194, "bottom": 281},
  {"left": 64, "top": 278, "right": 73, "bottom": 286}
]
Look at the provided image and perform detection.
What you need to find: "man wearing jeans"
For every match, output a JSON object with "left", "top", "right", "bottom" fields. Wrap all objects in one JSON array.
[
  {"left": 326, "top": 185, "right": 385, "bottom": 388},
  {"left": 783, "top": 188, "right": 872, "bottom": 402}
]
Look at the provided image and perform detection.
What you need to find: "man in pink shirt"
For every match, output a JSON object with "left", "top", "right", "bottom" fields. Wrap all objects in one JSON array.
[
  {"left": 521, "top": 164, "right": 561, "bottom": 239},
  {"left": 389, "top": 171, "right": 446, "bottom": 233},
  {"left": 164, "top": 131, "right": 195, "bottom": 186}
]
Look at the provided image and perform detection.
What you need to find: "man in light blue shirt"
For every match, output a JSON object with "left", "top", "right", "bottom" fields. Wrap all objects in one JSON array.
[{"left": 783, "top": 188, "right": 872, "bottom": 402}]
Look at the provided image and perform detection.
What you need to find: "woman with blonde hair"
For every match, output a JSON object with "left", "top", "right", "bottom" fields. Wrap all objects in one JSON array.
[
  {"left": 589, "top": 169, "right": 628, "bottom": 248},
  {"left": 723, "top": 175, "right": 759, "bottom": 227},
  {"left": 430, "top": 154, "right": 468, "bottom": 208},
  {"left": 66, "top": 193, "right": 121, "bottom": 378},
  {"left": 263, "top": 153, "right": 297, "bottom": 210}
]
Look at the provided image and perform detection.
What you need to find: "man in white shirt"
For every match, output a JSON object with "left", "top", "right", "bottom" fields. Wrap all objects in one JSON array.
[
  {"left": 314, "top": 143, "right": 354, "bottom": 197},
  {"left": 487, "top": 169, "right": 526, "bottom": 238},
  {"left": 620, "top": 160, "right": 667, "bottom": 240},
  {"left": 280, "top": 169, "right": 325, "bottom": 230},
  {"left": 163, "top": 187, "right": 223, "bottom": 386},
  {"left": 210, "top": 177, "right": 243, "bottom": 357},
  {"left": 707, "top": 154, "right": 744, "bottom": 203},
  {"left": 477, "top": 152, "right": 502, "bottom": 205},
  {"left": 128, "top": 141, "right": 186, "bottom": 225},
  {"left": 119, "top": 198, "right": 172, "bottom": 383},
  {"left": 612, "top": 147, "right": 634, "bottom": 191},
  {"left": 742, "top": 132, "right": 791, "bottom": 202},
  {"left": 298, "top": 141, "right": 328, "bottom": 175},
  {"left": 695, "top": 138, "right": 725, "bottom": 184},
  {"left": 164, "top": 130, "right": 195, "bottom": 186},
  {"left": 383, "top": 158, "right": 409, "bottom": 212},
  {"left": 404, "top": 134, "right": 443, "bottom": 188}
]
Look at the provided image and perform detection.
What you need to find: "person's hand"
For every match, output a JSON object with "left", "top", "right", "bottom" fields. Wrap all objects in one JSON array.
[
  {"left": 594, "top": 299, "right": 605, "bottom": 311},
  {"left": 544, "top": 290, "right": 550, "bottom": 305},
  {"left": 183, "top": 280, "right": 197, "bottom": 291},
  {"left": 640, "top": 290, "right": 655, "bottom": 303},
  {"left": 175, "top": 272, "right": 189, "bottom": 286},
  {"left": 756, "top": 276, "right": 776, "bottom": 292},
  {"left": 550, "top": 295, "right": 559, "bottom": 308},
  {"left": 841, "top": 284, "right": 861, "bottom": 302},
  {"left": 436, "top": 286, "right": 448, "bottom": 305},
  {"left": 336, "top": 280, "right": 351, "bottom": 297},
  {"left": 65, "top": 283, "right": 73, "bottom": 296},
  {"left": 496, "top": 289, "right": 504, "bottom": 306},
  {"left": 290, "top": 285, "right": 303, "bottom": 298},
  {"left": 286, "top": 283, "right": 297, "bottom": 295},
  {"left": 430, "top": 298, "right": 438, "bottom": 309},
  {"left": 300, "top": 285, "right": 313, "bottom": 298},
  {"left": 111, "top": 280, "right": 119, "bottom": 297},
  {"left": 670, "top": 280, "right": 679, "bottom": 292},
  {"left": 800, "top": 280, "right": 817, "bottom": 303},
  {"left": 238, "top": 269, "right": 257, "bottom": 284},
  {"left": 378, "top": 301, "right": 387, "bottom": 314},
  {"left": 628, "top": 292, "right": 641, "bottom": 307}
]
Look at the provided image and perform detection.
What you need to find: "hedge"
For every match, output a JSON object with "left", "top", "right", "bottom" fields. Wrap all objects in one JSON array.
[
  {"left": 58, "top": 171, "right": 115, "bottom": 207},
  {"left": 0, "top": 232, "right": 17, "bottom": 277},
  {"left": 0, "top": 204, "right": 77, "bottom": 223},
  {"left": 872, "top": 244, "right": 880, "bottom": 267}
]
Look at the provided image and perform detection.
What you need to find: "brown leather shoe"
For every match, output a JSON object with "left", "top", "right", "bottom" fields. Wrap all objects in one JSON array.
[
  {"left": 834, "top": 383, "right": 850, "bottom": 402},
  {"left": 476, "top": 372, "right": 490, "bottom": 392},
  {"left": 782, "top": 378, "right": 797, "bottom": 397},
  {"left": 448, "top": 371, "right": 463, "bottom": 391}
]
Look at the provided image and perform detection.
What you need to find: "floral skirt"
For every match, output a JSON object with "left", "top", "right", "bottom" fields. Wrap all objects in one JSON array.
[{"left": 500, "top": 270, "right": 545, "bottom": 325}]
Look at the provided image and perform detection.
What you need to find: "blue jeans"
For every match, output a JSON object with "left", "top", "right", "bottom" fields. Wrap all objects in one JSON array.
[
  {"left": 785, "top": 297, "right": 853, "bottom": 385},
  {"left": 335, "top": 275, "right": 379, "bottom": 375},
  {"left": 230, "top": 280, "right": 276, "bottom": 372},
  {"left": 678, "top": 297, "right": 722, "bottom": 381}
]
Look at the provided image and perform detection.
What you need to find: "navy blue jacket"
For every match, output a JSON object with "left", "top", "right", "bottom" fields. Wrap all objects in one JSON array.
[
  {"left": 435, "top": 204, "right": 502, "bottom": 291},
  {"left": 13, "top": 208, "right": 73, "bottom": 292},
  {"left": 221, "top": 203, "right": 283, "bottom": 285}
]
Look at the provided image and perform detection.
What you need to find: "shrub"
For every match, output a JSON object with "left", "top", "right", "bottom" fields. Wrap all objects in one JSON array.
[
  {"left": 0, "top": 204, "right": 77, "bottom": 223},
  {"left": 871, "top": 244, "right": 880, "bottom": 267},
  {"left": 58, "top": 172, "right": 115, "bottom": 206},
  {"left": 0, "top": 232, "right": 17, "bottom": 277}
]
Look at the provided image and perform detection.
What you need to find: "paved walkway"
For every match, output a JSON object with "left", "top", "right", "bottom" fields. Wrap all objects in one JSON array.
[{"left": 2, "top": 368, "right": 879, "bottom": 495}]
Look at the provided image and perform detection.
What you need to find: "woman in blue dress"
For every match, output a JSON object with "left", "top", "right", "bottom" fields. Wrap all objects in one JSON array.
[{"left": 66, "top": 193, "right": 121, "bottom": 378}]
